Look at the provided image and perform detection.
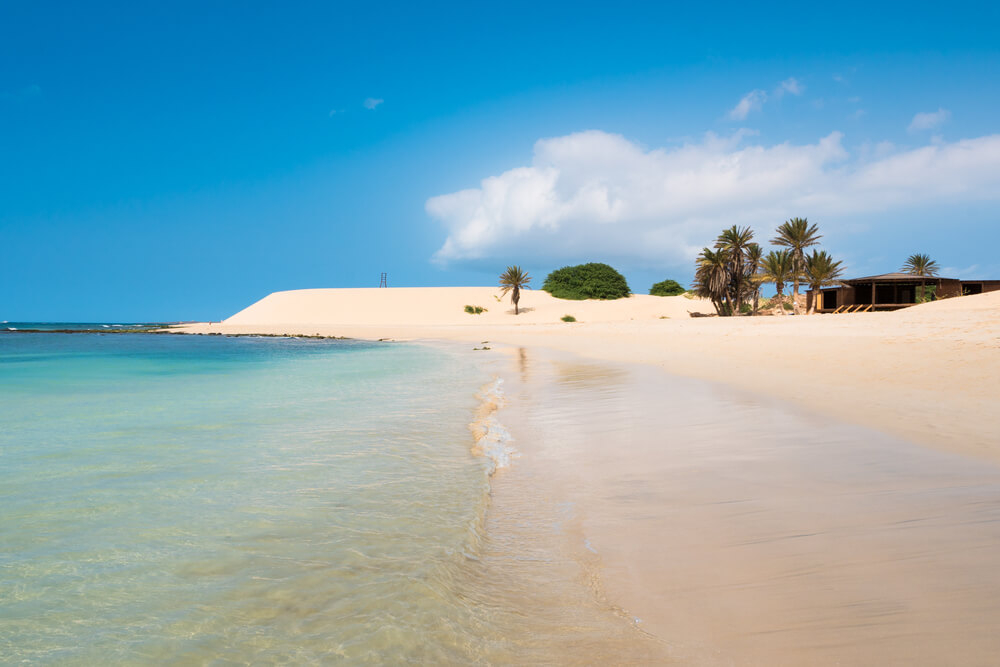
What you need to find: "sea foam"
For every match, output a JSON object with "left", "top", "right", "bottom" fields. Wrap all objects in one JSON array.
[{"left": 470, "top": 377, "right": 517, "bottom": 474}]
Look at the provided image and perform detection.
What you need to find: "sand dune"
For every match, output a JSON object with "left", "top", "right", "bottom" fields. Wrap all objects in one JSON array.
[{"left": 224, "top": 286, "right": 716, "bottom": 326}]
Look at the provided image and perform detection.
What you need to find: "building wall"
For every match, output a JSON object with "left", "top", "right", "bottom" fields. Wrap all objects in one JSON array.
[{"left": 937, "top": 279, "right": 963, "bottom": 299}]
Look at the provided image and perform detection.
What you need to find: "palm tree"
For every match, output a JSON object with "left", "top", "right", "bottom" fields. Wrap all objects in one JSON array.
[
  {"left": 499, "top": 265, "right": 531, "bottom": 314},
  {"left": 715, "top": 225, "right": 755, "bottom": 314},
  {"left": 744, "top": 243, "right": 763, "bottom": 315},
  {"left": 804, "top": 250, "right": 845, "bottom": 313},
  {"left": 901, "top": 253, "right": 940, "bottom": 302},
  {"left": 771, "top": 217, "right": 822, "bottom": 314},
  {"left": 760, "top": 249, "right": 794, "bottom": 315},
  {"left": 693, "top": 247, "right": 731, "bottom": 315}
]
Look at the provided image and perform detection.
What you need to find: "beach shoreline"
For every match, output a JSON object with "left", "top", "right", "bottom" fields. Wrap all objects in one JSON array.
[{"left": 169, "top": 287, "right": 1000, "bottom": 464}]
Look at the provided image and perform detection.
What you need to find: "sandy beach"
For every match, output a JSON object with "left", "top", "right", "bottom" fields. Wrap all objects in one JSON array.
[{"left": 173, "top": 287, "right": 1000, "bottom": 663}]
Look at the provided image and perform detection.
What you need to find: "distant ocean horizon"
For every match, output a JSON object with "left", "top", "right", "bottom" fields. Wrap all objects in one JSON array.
[{"left": 2, "top": 322, "right": 172, "bottom": 332}]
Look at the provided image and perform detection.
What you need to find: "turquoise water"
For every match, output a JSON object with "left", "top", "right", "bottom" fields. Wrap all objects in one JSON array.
[{"left": 1, "top": 333, "right": 503, "bottom": 662}]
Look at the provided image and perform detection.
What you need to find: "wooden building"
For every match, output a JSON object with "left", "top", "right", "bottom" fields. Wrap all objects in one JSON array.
[{"left": 807, "top": 273, "right": 1000, "bottom": 313}]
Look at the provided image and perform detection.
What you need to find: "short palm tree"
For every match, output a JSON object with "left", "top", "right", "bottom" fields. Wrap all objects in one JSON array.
[
  {"left": 771, "top": 217, "right": 822, "bottom": 314},
  {"left": 499, "top": 265, "right": 531, "bottom": 315},
  {"left": 715, "top": 225, "right": 755, "bottom": 314},
  {"left": 693, "top": 247, "right": 732, "bottom": 315},
  {"left": 760, "top": 249, "right": 794, "bottom": 315},
  {"left": 901, "top": 253, "right": 940, "bottom": 302},
  {"left": 804, "top": 250, "right": 845, "bottom": 313}
]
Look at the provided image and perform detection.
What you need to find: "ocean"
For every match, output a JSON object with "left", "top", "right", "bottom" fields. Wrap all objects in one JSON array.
[{"left": 0, "top": 331, "right": 654, "bottom": 663}]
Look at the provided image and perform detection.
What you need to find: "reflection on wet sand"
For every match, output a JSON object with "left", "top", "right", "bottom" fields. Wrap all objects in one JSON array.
[{"left": 497, "top": 347, "right": 1000, "bottom": 665}]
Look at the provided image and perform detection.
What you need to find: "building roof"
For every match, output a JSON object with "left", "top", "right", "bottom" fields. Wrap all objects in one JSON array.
[{"left": 841, "top": 272, "right": 956, "bottom": 284}]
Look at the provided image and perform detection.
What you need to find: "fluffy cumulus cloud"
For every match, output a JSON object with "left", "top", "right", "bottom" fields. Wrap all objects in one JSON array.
[
  {"left": 728, "top": 89, "right": 767, "bottom": 120},
  {"left": 908, "top": 108, "right": 951, "bottom": 132},
  {"left": 427, "top": 130, "right": 1000, "bottom": 266}
]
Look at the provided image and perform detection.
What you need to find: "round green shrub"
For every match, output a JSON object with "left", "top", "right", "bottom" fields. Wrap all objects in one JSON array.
[
  {"left": 542, "top": 263, "right": 631, "bottom": 300},
  {"left": 648, "top": 279, "right": 686, "bottom": 297}
]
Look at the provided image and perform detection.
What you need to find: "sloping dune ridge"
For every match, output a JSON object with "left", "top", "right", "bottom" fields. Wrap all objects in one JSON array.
[{"left": 223, "top": 287, "right": 717, "bottom": 326}]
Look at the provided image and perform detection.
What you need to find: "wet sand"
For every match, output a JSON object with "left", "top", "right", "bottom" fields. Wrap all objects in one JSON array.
[{"left": 495, "top": 346, "right": 1000, "bottom": 665}]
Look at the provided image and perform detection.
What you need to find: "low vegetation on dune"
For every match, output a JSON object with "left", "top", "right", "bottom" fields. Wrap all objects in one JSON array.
[
  {"left": 464, "top": 305, "right": 487, "bottom": 314},
  {"left": 561, "top": 314, "right": 577, "bottom": 322},
  {"left": 542, "top": 263, "right": 631, "bottom": 300},
  {"left": 648, "top": 279, "right": 686, "bottom": 296}
]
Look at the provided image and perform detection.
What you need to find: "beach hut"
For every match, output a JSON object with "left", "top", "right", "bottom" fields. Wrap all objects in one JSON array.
[{"left": 807, "top": 273, "right": 1000, "bottom": 313}]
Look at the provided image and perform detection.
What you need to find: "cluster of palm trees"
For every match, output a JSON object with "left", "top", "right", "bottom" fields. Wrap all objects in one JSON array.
[{"left": 693, "top": 218, "right": 844, "bottom": 315}]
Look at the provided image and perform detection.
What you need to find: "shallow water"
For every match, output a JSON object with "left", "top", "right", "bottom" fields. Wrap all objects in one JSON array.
[{"left": 0, "top": 334, "right": 658, "bottom": 664}]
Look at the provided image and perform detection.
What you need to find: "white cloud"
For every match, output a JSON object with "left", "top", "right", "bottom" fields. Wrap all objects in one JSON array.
[
  {"left": 427, "top": 129, "right": 1000, "bottom": 266},
  {"left": 777, "top": 77, "right": 804, "bottom": 97},
  {"left": 363, "top": 97, "right": 384, "bottom": 110},
  {"left": 908, "top": 108, "right": 951, "bottom": 132},
  {"left": 728, "top": 89, "right": 767, "bottom": 120}
]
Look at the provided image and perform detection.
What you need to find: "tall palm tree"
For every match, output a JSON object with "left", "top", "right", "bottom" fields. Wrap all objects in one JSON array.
[
  {"left": 715, "top": 225, "right": 755, "bottom": 315},
  {"left": 771, "top": 217, "right": 822, "bottom": 314},
  {"left": 901, "top": 253, "right": 940, "bottom": 302},
  {"left": 760, "top": 249, "right": 794, "bottom": 315},
  {"left": 693, "top": 247, "right": 731, "bottom": 315},
  {"left": 744, "top": 243, "right": 763, "bottom": 315},
  {"left": 498, "top": 265, "right": 531, "bottom": 314},
  {"left": 804, "top": 250, "right": 845, "bottom": 313}
]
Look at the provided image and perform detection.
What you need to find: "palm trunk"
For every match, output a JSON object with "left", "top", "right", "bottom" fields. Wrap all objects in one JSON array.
[
  {"left": 753, "top": 288, "right": 759, "bottom": 316},
  {"left": 776, "top": 287, "right": 786, "bottom": 315},
  {"left": 513, "top": 286, "right": 520, "bottom": 315},
  {"left": 792, "top": 278, "right": 800, "bottom": 315},
  {"left": 734, "top": 255, "right": 743, "bottom": 315}
]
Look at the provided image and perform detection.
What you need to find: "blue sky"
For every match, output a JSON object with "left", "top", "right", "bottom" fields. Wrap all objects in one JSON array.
[{"left": 2, "top": 1, "right": 999, "bottom": 320}]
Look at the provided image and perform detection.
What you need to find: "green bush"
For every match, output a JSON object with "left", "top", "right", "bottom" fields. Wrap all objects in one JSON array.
[
  {"left": 464, "top": 305, "right": 486, "bottom": 314},
  {"left": 561, "top": 315, "right": 576, "bottom": 322},
  {"left": 648, "top": 279, "right": 686, "bottom": 297},
  {"left": 542, "top": 263, "right": 631, "bottom": 300}
]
